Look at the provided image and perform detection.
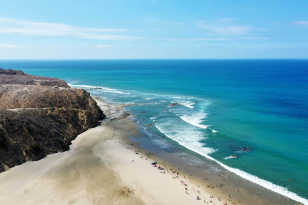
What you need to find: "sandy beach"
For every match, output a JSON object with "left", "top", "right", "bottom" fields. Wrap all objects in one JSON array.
[
  {"left": 0, "top": 99, "right": 303, "bottom": 205},
  {"left": 1, "top": 1, "right": 308, "bottom": 204},
  {"left": 0, "top": 100, "right": 229, "bottom": 205}
]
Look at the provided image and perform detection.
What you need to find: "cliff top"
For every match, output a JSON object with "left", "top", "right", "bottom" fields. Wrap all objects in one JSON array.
[
  {"left": 0, "top": 68, "right": 103, "bottom": 172},
  {"left": 0, "top": 68, "right": 69, "bottom": 88}
]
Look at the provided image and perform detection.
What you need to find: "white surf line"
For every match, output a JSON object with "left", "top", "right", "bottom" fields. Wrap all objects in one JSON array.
[
  {"left": 159, "top": 131, "right": 308, "bottom": 205},
  {"left": 178, "top": 101, "right": 195, "bottom": 109},
  {"left": 68, "top": 83, "right": 130, "bottom": 94},
  {"left": 70, "top": 82, "right": 308, "bottom": 204},
  {"left": 179, "top": 111, "right": 209, "bottom": 130},
  {"left": 180, "top": 115, "right": 209, "bottom": 129}
]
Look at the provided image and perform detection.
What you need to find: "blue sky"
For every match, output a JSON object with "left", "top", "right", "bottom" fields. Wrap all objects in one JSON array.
[{"left": 0, "top": 0, "right": 308, "bottom": 59}]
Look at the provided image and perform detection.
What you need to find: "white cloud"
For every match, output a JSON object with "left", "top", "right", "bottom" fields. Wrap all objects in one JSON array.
[
  {"left": 0, "top": 44, "right": 17, "bottom": 48},
  {"left": 196, "top": 21, "right": 251, "bottom": 35},
  {"left": 195, "top": 18, "right": 266, "bottom": 36},
  {"left": 294, "top": 21, "right": 308, "bottom": 26},
  {"left": 0, "top": 18, "right": 136, "bottom": 40},
  {"left": 96, "top": 44, "right": 112, "bottom": 48},
  {"left": 166, "top": 37, "right": 227, "bottom": 41},
  {"left": 192, "top": 37, "right": 226, "bottom": 41}
]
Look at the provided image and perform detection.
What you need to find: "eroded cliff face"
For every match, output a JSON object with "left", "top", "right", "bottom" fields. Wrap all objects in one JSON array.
[{"left": 0, "top": 69, "right": 104, "bottom": 172}]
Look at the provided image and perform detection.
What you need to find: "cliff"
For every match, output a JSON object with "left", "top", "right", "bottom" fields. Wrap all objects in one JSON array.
[{"left": 0, "top": 68, "right": 104, "bottom": 172}]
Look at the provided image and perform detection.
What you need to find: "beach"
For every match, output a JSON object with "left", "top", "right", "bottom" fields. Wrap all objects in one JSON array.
[
  {"left": 0, "top": 100, "right": 228, "bottom": 205},
  {"left": 1, "top": 0, "right": 308, "bottom": 202},
  {"left": 0, "top": 98, "right": 303, "bottom": 205},
  {"left": 1, "top": 60, "right": 307, "bottom": 203}
]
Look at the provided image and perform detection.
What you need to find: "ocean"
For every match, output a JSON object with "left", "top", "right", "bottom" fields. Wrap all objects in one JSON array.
[{"left": 1, "top": 60, "right": 307, "bottom": 203}]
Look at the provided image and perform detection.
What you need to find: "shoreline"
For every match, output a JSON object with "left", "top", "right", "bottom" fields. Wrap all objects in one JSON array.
[
  {"left": 66, "top": 82, "right": 302, "bottom": 204},
  {"left": 97, "top": 97, "right": 305, "bottom": 205},
  {"left": 0, "top": 97, "right": 305, "bottom": 205},
  {"left": 0, "top": 99, "right": 230, "bottom": 205}
]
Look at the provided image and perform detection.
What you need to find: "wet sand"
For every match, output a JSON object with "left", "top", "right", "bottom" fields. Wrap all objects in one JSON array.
[
  {"left": 0, "top": 105, "right": 229, "bottom": 205},
  {"left": 0, "top": 99, "right": 303, "bottom": 205}
]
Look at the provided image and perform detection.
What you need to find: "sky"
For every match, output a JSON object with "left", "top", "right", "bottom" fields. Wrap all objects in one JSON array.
[{"left": 0, "top": 0, "right": 308, "bottom": 59}]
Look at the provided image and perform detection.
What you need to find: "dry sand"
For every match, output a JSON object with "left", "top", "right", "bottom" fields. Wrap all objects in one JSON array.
[
  {"left": 0, "top": 113, "right": 229, "bottom": 205},
  {"left": 0, "top": 98, "right": 301, "bottom": 205}
]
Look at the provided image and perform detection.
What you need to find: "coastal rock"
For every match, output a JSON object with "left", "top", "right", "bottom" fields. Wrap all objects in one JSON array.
[
  {"left": 0, "top": 68, "right": 69, "bottom": 88},
  {"left": 0, "top": 69, "right": 104, "bottom": 172},
  {"left": 168, "top": 103, "right": 178, "bottom": 107}
]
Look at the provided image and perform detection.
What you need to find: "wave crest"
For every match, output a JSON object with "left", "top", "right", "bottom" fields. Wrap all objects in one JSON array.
[
  {"left": 68, "top": 84, "right": 129, "bottom": 94},
  {"left": 180, "top": 112, "right": 208, "bottom": 129}
]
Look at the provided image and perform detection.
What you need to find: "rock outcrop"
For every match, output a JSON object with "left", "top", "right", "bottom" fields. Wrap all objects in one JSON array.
[
  {"left": 0, "top": 68, "right": 69, "bottom": 88},
  {"left": 0, "top": 69, "right": 104, "bottom": 172}
]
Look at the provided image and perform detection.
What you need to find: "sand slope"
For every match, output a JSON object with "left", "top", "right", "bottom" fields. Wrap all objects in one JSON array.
[{"left": 0, "top": 117, "right": 226, "bottom": 205}]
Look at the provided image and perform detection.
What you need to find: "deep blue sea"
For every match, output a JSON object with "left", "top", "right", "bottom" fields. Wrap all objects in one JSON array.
[{"left": 1, "top": 60, "right": 307, "bottom": 203}]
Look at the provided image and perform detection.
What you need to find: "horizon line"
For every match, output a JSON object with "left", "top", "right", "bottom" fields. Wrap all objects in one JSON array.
[{"left": 1, "top": 58, "right": 308, "bottom": 61}]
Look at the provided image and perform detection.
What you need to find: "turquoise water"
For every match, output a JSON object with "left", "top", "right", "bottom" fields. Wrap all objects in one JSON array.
[{"left": 1, "top": 60, "right": 307, "bottom": 203}]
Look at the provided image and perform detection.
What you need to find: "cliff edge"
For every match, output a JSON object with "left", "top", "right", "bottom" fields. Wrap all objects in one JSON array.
[{"left": 0, "top": 68, "right": 104, "bottom": 172}]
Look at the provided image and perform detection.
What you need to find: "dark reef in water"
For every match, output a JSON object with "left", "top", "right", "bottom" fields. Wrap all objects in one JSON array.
[{"left": 0, "top": 68, "right": 104, "bottom": 172}]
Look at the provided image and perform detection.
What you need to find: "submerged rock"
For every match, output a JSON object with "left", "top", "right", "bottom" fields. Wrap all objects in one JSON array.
[
  {"left": 0, "top": 69, "right": 104, "bottom": 172},
  {"left": 168, "top": 103, "right": 178, "bottom": 107}
]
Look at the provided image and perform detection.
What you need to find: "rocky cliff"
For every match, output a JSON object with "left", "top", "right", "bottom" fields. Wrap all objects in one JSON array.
[{"left": 0, "top": 68, "right": 104, "bottom": 172}]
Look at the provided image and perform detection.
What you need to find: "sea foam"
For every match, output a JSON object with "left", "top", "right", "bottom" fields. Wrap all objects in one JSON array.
[
  {"left": 224, "top": 155, "right": 237, "bottom": 160},
  {"left": 155, "top": 121, "right": 215, "bottom": 155},
  {"left": 155, "top": 122, "right": 308, "bottom": 205},
  {"left": 178, "top": 101, "right": 195, "bottom": 109},
  {"left": 72, "top": 83, "right": 308, "bottom": 204},
  {"left": 180, "top": 112, "right": 208, "bottom": 129},
  {"left": 69, "top": 84, "right": 129, "bottom": 95}
]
